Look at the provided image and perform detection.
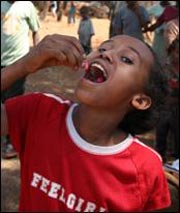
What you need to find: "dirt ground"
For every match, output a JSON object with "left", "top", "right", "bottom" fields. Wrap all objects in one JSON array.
[{"left": 1, "top": 14, "right": 179, "bottom": 212}]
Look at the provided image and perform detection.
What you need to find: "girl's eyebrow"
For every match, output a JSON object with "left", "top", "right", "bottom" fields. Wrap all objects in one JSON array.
[
  {"left": 100, "top": 41, "right": 142, "bottom": 62},
  {"left": 100, "top": 40, "right": 114, "bottom": 46},
  {"left": 127, "top": 46, "right": 142, "bottom": 62}
]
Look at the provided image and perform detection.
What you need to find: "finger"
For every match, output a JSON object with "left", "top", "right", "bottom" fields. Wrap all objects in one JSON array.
[
  {"left": 56, "top": 40, "right": 83, "bottom": 67},
  {"left": 53, "top": 34, "right": 84, "bottom": 56},
  {"left": 39, "top": 35, "right": 84, "bottom": 67},
  {"left": 62, "top": 48, "right": 77, "bottom": 67},
  {"left": 64, "top": 43, "right": 84, "bottom": 67},
  {"left": 43, "top": 36, "right": 79, "bottom": 66},
  {"left": 67, "top": 37, "right": 85, "bottom": 56},
  {"left": 42, "top": 49, "right": 67, "bottom": 67}
]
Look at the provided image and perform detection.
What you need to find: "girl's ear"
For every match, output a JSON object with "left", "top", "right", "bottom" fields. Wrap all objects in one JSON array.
[{"left": 131, "top": 94, "right": 152, "bottom": 110}]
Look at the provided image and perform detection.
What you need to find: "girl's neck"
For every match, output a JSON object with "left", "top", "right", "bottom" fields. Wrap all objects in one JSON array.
[{"left": 72, "top": 104, "right": 128, "bottom": 146}]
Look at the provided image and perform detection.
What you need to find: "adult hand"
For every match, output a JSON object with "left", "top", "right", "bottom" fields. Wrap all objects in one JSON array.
[{"left": 22, "top": 34, "right": 84, "bottom": 73}]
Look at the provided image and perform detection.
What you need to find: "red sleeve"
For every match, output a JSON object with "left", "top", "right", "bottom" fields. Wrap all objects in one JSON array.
[
  {"left": 5, "top": 93, "right": 45, "bottom": 153},
  {"left": 143, "top": 163, "right": 171, "bottom": 211},
  {"left": 5, "top": 93, "right": 70, "bottom": 154},
  {"left": 130, "top": 142, "right": 171, "bottom": 211}
]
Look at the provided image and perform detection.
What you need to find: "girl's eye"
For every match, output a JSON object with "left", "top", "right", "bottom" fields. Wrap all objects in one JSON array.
[
  {"left": 99, "top": 48, "right": 106, "bottom": 53},
  {"left": 121, "top": 56, "right": 133, "bottom": 64}
]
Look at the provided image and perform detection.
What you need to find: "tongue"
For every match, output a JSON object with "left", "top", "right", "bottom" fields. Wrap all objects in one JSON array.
[{"left": 96, "top": 77, "right": 104, "bottom": 83}]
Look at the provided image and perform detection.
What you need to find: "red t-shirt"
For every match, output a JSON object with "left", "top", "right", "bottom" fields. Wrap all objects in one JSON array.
[{"left": 5, "top": 93, "right": 171, "bottom": 212}]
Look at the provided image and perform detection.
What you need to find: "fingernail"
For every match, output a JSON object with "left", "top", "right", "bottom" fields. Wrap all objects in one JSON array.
[
  {"left": 83, "top": 54, "right": 87, "bottom": 59},
  {"left": 82, "top": 61, "right": 89, "bottom": 71}
]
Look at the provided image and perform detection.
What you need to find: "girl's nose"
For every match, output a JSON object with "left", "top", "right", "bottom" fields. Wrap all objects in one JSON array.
[{"left": 99, "top": 49, "right": 113, "bottom": 64}]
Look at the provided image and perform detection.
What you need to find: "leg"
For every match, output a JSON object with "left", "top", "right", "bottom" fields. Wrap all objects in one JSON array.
[
  {"left": 85, "top": 38, "right": 92, "bottom": 55},
  {"left": 169, "top": 105, "right": 179, "bottom": 159},
  {"left": 73, "top": 13, "right": 75, "bottom": 24}
]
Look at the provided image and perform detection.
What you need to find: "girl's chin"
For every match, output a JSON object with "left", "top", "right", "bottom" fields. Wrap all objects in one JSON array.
[{"left": 74, "top": 89, "right": 95, "bottom": 105}]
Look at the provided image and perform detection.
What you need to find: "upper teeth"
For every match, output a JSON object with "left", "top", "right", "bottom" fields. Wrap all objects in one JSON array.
[{"left": 91, "top": 63, "right": 107, "bottom": 78}]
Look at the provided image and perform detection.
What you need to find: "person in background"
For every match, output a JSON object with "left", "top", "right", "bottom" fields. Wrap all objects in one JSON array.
[
  {"left": 145, "top": 1, "right": 179, "bottom": 62},
  {"left": 56, "top": 1, "right": 62, "bottom": 22},
  {"left": 50, "top": 1, "right": 57, "bottom": 19},
  {"left": 108, "top": 1, "right": 126, "bottom": 38},
  {"left": 78, "top": 6, "right": 95, "bottom": 55},
  {"left": 164, "top": 17, "right": 179, "bottom": 49},
  {"left": 164, "top": 1, "right": 179, "bottom": 50},
  {"left": 67, "top": 1, "right": 76, "bottom": 25},
  {"left": 112, "top": 1, "right": 150, "bottom": 41},
  {"left": 145, "top": 2, "right": 166, "bottom": 62},
  {"left": 144, "top": 1, "right": 179, "bottom": 33},
  {"left": 1, "top": 1, "right": 40, "bottom": 159},
  {"left": 155, "top": 38, "right": 179, "bottom": 163}
]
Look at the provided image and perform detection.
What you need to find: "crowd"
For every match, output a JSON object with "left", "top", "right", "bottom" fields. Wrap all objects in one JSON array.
[{"left": 1, "top": 1, "right": 179, "bottom": 212}]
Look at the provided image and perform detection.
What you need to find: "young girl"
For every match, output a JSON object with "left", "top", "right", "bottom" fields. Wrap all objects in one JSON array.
[{"left": 1, "top": 34, "right": 171, "bottom": 212}]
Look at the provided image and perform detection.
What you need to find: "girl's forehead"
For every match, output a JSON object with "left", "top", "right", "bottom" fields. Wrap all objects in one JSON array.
[
  {"left": 112, "top": 36, "right": 146, "bottom": 49},
  {"left": 102, "top": 36, "right": 154, "bottom": 60},
  {"left": 101, "top": 36, "right": 142, "bottom": 49}
]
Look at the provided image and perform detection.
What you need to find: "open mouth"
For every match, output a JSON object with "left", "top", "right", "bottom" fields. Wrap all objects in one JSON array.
[{"left": 83, "top": 62, "right": 108, "bottom": 83}]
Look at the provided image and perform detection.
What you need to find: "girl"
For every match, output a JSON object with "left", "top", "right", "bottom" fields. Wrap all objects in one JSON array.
[{"left": 1, "top": 34, "right": 171, "bottom": 212}]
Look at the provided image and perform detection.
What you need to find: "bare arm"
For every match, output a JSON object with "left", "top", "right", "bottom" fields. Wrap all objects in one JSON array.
[
  {"left": 32, "top": 31, "right": 40, "bottom": 46},
  {"left": 164, "top": 20, "right": 179, "bottom": 49},
  {"left": 1, "top": 34, "right": 84, "bottom": 136},
  {"left": 1, "top": 34, "right": 84, "bottom": 91},
  {"left": 1, "top": 60, "right": 28, "bottom": 92},
  {"left": 143, "top": 20, "right": 162, "bottom": 32}
]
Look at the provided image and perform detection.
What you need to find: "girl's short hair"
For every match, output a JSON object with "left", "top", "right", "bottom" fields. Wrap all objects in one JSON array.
[{"left": 119, "top": 44, "right": 169, "bottom": 135}]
